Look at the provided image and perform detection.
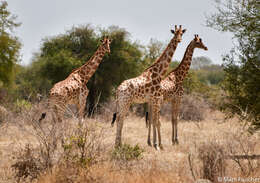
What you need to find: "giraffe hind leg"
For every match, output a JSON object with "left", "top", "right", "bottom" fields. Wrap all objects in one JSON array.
[
  {"left": 147, "top": 104, "right": 152, "bottom": 146},
  {"left": 115, "top": 99, "right": 131, "bottom": 148}
]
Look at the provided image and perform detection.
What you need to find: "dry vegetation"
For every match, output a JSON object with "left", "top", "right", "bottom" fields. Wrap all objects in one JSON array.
[{"left": 0, "top": 100, "right": 259, "bottom": 183}]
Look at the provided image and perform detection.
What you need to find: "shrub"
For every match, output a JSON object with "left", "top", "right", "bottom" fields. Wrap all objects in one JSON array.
[
  {"left": 179, "top": 94, "right": 206, "bottom": 121},
  {"left": 14, "top": 99, "right": 32, "bottom": 113},
  {"left": 11, "top": 144, "right": 43, "bottom": 182},
  {"left": 61, "top": 123, "right": 105, "bottom": 168},
  {"left": 188, "top": 141, "right": 226, "bottom": 183},
  {"left": 111, "top": 143, "right": 144, "bottom": 161},
  {"left": 197, "top": 142, "right": 226, "bottom": 182}
]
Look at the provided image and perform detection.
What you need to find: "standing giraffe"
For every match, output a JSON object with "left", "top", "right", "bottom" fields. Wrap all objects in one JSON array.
[
  {"left": 111, "top": 25, "right": 186, "bottom": 150},
  {"left": 146, "top": 34, "right": 208, "bottom": 145},
  {"left": 39, "top": 37, "right": 112, "bottom": 123}
]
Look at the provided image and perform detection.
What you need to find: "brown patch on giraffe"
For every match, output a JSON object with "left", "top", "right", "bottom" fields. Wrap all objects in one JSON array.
[
  {"left": 151, "top": 72, "right": 158, "bottom": 78},
  {"left": 155, "top": 92, "right": 160, "bottom": 96},
  {"left": 145, "top": 83, "right": 152, "bottom": 88},
  {"left": 152, "top": 80, "right": 158, "bottom": 85},
  {"left": 155, "top": 85, "right": 160, "bottom": 90},
  {"left": 153, "top": 67, "right": 158, "bottom": 72},
  {"left": 129, "top": 83, "right": 134, "bottom": 90}
]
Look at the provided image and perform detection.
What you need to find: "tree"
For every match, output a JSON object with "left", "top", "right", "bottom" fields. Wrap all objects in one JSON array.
[
  {"left": 0, "top": 1, "right": 21, "bottom": 87},
  {"left": 144, "top": 38, "right": 164, "bottom": 64},
  {"left": 206, "top": 0, "right": 260, "bottom": 130},
  {"left": 191, "top": 56, "right": 212, "bottom": 70}
]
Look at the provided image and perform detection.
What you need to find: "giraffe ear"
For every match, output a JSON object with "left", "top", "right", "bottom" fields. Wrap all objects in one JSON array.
[
  {"left": 171, "top": 29, "right": 175, "bottom": 34},
  {"left": 182, "top": 29, "right": 186, "bottom": 33}
]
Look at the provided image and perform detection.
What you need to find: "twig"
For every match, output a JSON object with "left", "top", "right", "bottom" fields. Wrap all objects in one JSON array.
[{"left": 188, "top": 153, "right": 196, "bottom": 181}]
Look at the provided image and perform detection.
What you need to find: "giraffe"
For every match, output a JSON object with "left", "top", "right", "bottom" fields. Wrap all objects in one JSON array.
[
  {"left": 111, "top": 25, "right": 186, "bottom": 150},
  {"left": 39, "top": 37, "right": 112, "bottom": 123},
  {"left": 146, "top": 34, "right": 208, "bottom": 145}
]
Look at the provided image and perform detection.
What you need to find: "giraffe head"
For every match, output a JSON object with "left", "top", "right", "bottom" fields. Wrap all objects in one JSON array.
[
  {"left": 100, "top": 36, "right": 112, "bottom": 53},
  {"left": 192, "top": 34, "right": 208, "bottom": 50},
  {"left": 170, "top": 25, "right": 186, "bottom": 43}
]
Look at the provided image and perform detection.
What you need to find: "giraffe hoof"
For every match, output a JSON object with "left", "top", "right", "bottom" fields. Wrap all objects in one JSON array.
[
  {"left": 154, "top": 144, "right": 160, "bottom": 151},
  {"left": 172, "top": 140, "right": 179, "bottom": 145},
  {"left": 159, "top": 145, "right": 164, "bottom": 151},
  {"left": 147, "top": 140, "right": 152, "bottom": 146}
]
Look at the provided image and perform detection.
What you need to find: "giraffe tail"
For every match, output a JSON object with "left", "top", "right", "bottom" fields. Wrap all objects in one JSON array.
[
  {"left": 145, "top": 111, "right": 149, "bottom": 128},
  {"left": 39, "top": 98, "right": 49, "bottom": 122},
  {"left": 111, "top": 113, "right": 117, "bottom": 127},
  {"left": 39, "top": 112, "right": 46, "bottom": 122}
]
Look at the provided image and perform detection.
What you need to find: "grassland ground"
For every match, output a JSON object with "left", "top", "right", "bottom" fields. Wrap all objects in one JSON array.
[{"left": 0, "top": 108, "right": 259, "bottom": 183}]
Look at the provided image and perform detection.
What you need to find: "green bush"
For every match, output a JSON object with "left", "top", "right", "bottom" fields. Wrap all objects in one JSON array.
[
  {"left": 111, "top": 143, "right": 144, "bottom": 161},
  {"left": 61, "top": 124, "right": 104, "bottom": 168},
  {"left": 14, "top": 99, "right": 32, "bottom": 112}
]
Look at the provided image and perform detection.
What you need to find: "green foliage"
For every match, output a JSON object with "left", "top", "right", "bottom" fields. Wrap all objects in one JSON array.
[
  {"left": 196, "top": 65, "right": 224, "bottom": 85},
  {"left": 61, "top": 124, "right": 103, "bottom": 168},
  {"left": 62, "top": 135, "right": 95, "bottom": 167},
  {"left": 111, "top": 143, "right": 144, "bottom": 161},
  {"left": 14, "top": 99, "right": 32, "bottom": 112},
  {"left": 183, "top": 71, "right": 202, "bottom": 94},
  {"left": 191, "top": 56, "right": 212, "bottom": 70},
  {"left": 143, "top": 38, "right": 164, "bottom": 65},
  {"left": 0, "top": 1, "right": 21, "bottom": 87},
  {"left": 206, "top": 0, "right": 260, "bottom": 130}
]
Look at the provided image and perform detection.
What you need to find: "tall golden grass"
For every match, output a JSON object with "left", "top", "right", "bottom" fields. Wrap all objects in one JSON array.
[{"left": 0, "top": 102, "right": 259, "bottom": 183}]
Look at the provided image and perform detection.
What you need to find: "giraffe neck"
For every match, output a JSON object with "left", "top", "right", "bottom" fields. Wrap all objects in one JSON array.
[
  {"left": 145, "top": 37, "right": 179, "bottom": 78},
  {"left": 77, "top": 46, "right": 106, "bottom": 83},
  {"left": 168, "top": 42, "right": 195, "bottom": 83}
]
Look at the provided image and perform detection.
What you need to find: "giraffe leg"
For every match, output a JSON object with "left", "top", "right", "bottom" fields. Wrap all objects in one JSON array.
[
  {"left": 152, "top": 121, "right": 158, "bottom": 150},
  {"left": 171, "top": 98, "right": 181, "bottom": 145},
  {"left": 155, "top": 101, "right": 163, "bottom": 150},
  {"left": 78, "top": 88, "right": 89, "bottom": 123},
  {"left": 115, "top": 99, "right": 131, "bottom": 148},
  {"left": 151, "top": 100, "right": 162, "bottom": 150},
  {"left": 147, "top": 104, "right": 152, "bottom": 146}
]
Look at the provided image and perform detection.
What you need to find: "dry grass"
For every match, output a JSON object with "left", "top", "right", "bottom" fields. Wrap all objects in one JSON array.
[{"left": 0, "top": 105, "right": 259, "bottom": 183}]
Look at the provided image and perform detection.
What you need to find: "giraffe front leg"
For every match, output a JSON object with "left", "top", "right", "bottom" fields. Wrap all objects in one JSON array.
[
  {"left": 171, "top": 98, "right": 181, "bottom": 145},
  {"left": 147, "top": 104, "right": 152, "bottom": 146},
  {"left": 151, "top": 98, "right": 163, "bottom": 151},
  {"left": 151, "top": 101, "right": 162, "bottom": 150},
  {"left": 115, "top": 101, "right": 130, "bottom": 148},
  {"left": 155, "top": 103, "right": 163, "bottom": 150},
  {"left": 78, "top": 88, "right": 89, "bottom": 123}
]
